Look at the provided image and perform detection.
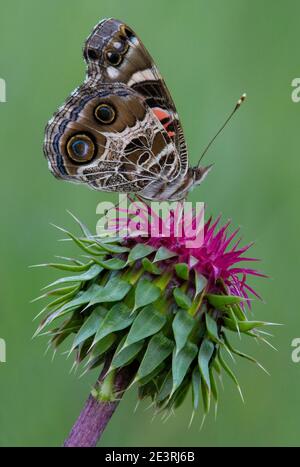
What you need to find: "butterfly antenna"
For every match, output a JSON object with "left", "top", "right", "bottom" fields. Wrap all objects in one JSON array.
[{"left": 196, "top": 93, "right": 247, "bottom": 167}]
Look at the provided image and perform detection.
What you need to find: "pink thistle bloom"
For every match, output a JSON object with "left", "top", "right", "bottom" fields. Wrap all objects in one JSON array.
[{"left": 114, "top": 199, "right": 265, "bottom": 306}]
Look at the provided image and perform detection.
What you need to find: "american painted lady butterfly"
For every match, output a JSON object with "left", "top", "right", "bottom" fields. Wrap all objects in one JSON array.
[{"left": 44, "top": 18, "right": 229, "bottom": 201}]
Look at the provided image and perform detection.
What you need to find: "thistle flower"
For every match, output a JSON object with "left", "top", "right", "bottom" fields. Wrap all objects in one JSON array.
[{"left": 33, "top": 203, "right": 274, "bottom": 427}]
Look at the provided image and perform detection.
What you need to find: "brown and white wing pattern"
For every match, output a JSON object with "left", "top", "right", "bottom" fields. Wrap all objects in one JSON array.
[
  {"left": 84, "top": 18, "right": 188, "bottom": 175},
  {"left": 44, "top": 83, "right": 180, "bottom": 193},
  {"left": 44, "top": 18, "right": 189, "bottom": 198}
]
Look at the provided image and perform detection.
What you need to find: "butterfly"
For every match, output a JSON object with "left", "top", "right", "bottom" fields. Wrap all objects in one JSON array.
[{"left": 44, "top": 18, "right": 215, "bottom": 201}]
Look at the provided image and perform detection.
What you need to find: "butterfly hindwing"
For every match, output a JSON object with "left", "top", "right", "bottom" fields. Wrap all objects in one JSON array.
[{"left": 44, "top": 83, "right": 181, "bottom": 192}]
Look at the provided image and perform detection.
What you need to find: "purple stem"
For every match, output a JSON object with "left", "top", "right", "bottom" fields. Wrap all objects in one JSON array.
[{"left": 64, "top": 360, "right": 135, "bottom": 447}]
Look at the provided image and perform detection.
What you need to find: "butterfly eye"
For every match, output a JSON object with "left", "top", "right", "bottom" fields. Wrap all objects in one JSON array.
[
  {"left": 66, "top": 134, "right": 95, "bottom": 163},
  {"left": 94, "top": 103, "right": 116, "bottom": 124},
  {"left": 106, "top": 50, "right": 123, "bottom": 66}
]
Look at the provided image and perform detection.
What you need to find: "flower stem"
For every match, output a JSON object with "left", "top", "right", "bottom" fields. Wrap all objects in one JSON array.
[{"left": 63, "top": 358, "right": 135, "bottom": 447}]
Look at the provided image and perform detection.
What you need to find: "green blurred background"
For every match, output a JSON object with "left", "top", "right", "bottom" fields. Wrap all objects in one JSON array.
[{"left": 0, "top": 0, "right": 299, "bottom": 447}]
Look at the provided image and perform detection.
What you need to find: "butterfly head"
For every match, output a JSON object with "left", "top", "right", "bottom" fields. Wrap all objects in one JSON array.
[
  {"left": 177, "top": 165, "right": 214, "bottom": 200},
  {"left": 192, "top": 164, "right": 214, "bottom": 187}
]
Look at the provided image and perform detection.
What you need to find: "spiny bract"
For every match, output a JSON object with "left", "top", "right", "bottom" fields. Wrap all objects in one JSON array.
[{"left": 33, "top": 206, "right": 275, "bottom": 421}]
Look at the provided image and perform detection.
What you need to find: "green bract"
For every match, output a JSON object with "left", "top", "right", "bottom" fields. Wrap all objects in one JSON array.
[{"left": 33, "top": 217, "right": 275, "bottom": 420}]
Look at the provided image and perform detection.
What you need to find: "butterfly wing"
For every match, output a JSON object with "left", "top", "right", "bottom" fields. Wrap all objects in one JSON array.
[
  {"left": 44, "top": 19, "right": 188, "bottom": 195},
  {"left": 84, "top": 18, "right": 188, "bottom": 173},
  {"left": 44, "top": 83, "right": 181, "bottom": 192}
]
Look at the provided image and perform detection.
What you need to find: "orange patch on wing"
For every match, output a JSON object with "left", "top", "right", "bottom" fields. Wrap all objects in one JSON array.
[
  {"left": 152, "top": 107, "right": 170, "bottom": 122},
  {"left": 153, "top": 107, "right": 175, "bottom": 138}
]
